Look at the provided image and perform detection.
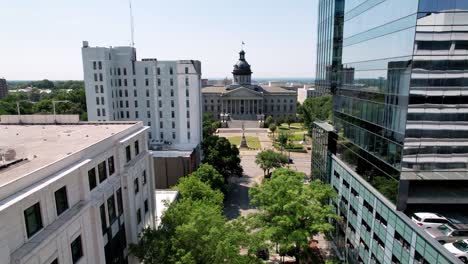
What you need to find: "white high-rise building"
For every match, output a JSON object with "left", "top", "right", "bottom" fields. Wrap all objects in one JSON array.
[
  {"left": 81, "top": 41, "right": 202, "bottom": 152},
  {"left": 0, "top": 115, "right": 154, "bottom": 264}
]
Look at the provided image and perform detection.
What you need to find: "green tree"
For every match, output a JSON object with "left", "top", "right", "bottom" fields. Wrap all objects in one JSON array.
[
  {"left": 275, "top": 117, "right": 284, "bottom": 127},
  {"left": 190, "top": 163, "right": 225, "bottom": 193},
  {"left": 174, "top": 176, "right": 224, "bottom": 207},
  {"left": 255, "top": 149, "right": 288, "bottom": 176},
  {"left": 269, "top": 123, "right": 277, "bottom": 140},
  {"left": 264, "top": 115, "right": 274, "bottom": 128},
  {"left": 246, "top": 168, "right": 338, "bottom": 262},
  {"left": 285, "top": 115, "right": 294, "bottom": 129},
  {"left": 277, "top": 132, "right": 289, "bottom": 152},
  {"left": 202, "top": 113, "right": 217, "bottom": 138},
  {"left": 300, "top": 95, "right": 332, "bottom": 132},
  {"left": 130, "top": 199, "right": 260, "bottom": 264},
  {"left": 202, "top": 135, "right": 243, "bottom": 180}
]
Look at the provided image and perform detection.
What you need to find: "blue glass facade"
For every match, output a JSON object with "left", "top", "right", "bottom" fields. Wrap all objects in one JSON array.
[
  {"left": 315, "top": 0, "right": 344, "bottom": 95},
  {"left": 313, "top": 0, "right": 468, "bottom": 263}
]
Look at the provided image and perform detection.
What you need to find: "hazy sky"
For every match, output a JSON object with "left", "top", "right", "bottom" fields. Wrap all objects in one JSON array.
[{"left": 0, "top": 0, "right": 318, "bottom": 80}]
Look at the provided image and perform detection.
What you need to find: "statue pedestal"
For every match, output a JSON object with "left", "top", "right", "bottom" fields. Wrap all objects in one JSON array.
[{"left": 239, "top": 134, "right": 248, "bottom": 148}]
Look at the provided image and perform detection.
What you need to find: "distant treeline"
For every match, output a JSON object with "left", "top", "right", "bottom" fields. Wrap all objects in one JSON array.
[{"left": 8, "top": 80, "right": 84, "bottom": 90}]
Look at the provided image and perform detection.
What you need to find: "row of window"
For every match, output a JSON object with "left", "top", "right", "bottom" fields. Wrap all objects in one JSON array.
[
  {"left": 100, "top": 188, "right": 124, "bottom": 234},
  {"left": 109, "top": 77, "right": 190, "bottom": 88},
  {"left": 88, "top": 156, "right": 115, "bottom": 191}
]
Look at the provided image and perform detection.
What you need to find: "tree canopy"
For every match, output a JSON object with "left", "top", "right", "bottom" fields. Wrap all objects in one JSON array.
[
  {"left": 202, "top": 135, "right": 243, "bottom": 180},
  {"left": 298, "top": 95, "right": 332, "bottom": 132},
  {"left": 174, "top": 176, "right": 224, "bottom": 207},
  {"left": 190, "top": 163, "right": 226, "bottom": 193},
  {"left": 246, "top": 168, "right": 338, "bottom": 261},
  {"left": 255, "top": 150, "right": 288, "bottom": 176}
]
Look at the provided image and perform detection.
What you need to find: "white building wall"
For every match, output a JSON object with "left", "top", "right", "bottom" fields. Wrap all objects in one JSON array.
[
  {"left": 82, "top": 42, "right": 202, "bottom": 150},
  {"left": 0, "top": 123, "right": 154, "bottom": 264}
]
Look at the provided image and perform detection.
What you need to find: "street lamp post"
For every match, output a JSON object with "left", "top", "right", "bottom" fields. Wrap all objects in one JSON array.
[{"left": 52, "top": 100, "right": 70, "bottom": 123}]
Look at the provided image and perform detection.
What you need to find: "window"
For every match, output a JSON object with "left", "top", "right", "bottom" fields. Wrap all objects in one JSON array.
[
  {"left": 158, "top": 89, "right": 161, "bottom": 96},
  {"left": 147, "top": 111, "right": 151, "bottom": 118},
  {"left": 157, "top": 79, "right": 161, "bottom": 86},
  {"left": 186, "top": 111, "right": 190, "bottom": 118},
  {"left": 185, "top": 67, "right": 189, "bottom": 74},
  {"left": 24, "top": 203, "right": 43, "bottom": 238},
  {"left": 100, "top": 85, "right": 103, "bottom": 93},
  {"left": 143, "top": 170, "right": 147, "bottom": 185},
  {"left": 158, "top": 101, "right": 162, "bottom": 107},
  {"left": 145, "top": 67, "right": 148, "bottom": 75},
  {"left": 171, "top": 100, "right": 174, "bottom": 107},
  {"left": 172, "top": 132, "right": 176, "bottom": 139},
  {"left": 186, "top": 100, "right": 190, "bottom": 107},
  {"left": 123, "top": 68, "right": 127, "bottom": 75},
  {"left": 98, "top": 161, "right": 107, "bottom": 183},
  {"left": 186, "top": 89, "right": 189, "bottom": 97},
  {"left": 135, "top": 111, "right": 139, "bottom": 118},
  {"left": 172, "top": 121, "right": 175, "bottom": 129},
  {"left": 187, "top": 121, "right": 190, "bottom": 129},
  {"left": 118, "top": 68, "right": 121, "bottom": 75},
  {"left": 170, "top": 79, "right": 174, "bottom": 86},
  {"left": 93, "top": 61, "right": 97, "bottom": 70},
  {"left": 88, "top": 168, "right": 97, "bottom": 190},
  {"left": 107, "top": 195, "right": 117, "bottom": 224},
  {"left": 134, "top": 178, "right": 139, "bottom": 194},
  {"left": 146, "top": 89, "right": 149, "bottom": 97},
  {"left": 144, "top": 199, "right": 149, "bottom": 213},
  {"left": 134, "top": 140, "right": 140, "bottom": 155},
  {"left": 159, "top": 111, "right": 163, "bottom": 118},
  {"left": 116, "top": 188, "right": 123, "bottom": 215},
  {"left": 100, "top": 204, "right": 107, "bottom": 234},
  {"left": 147, "top": 100, "right": 150, "bottom": 107},
  {"left": 170, "top": 89, "right": 174, "bottom": 96},
  {"left": 134, "top": 100, "right": 138, "bottom": 107},
  {"left": 157, "top": 67, "right": 160, "bottom": 75},
  {"left": 70, "top": 236, "right": 83, "bottom": 264},
  {"left": 171, "top": 111, "right": 175, "bottom": 118},
  {"left": 94, "top": 73, "right": 98, "bottom": 81},
  {"left": 95, "top": 85, "right": 99, "bottom": 93},
  {"left": 160, "top": 121, "right": 163, "bottom": 128},
  {"left": 124, "top": 79, "right": 127, "bottom": 86},
  {"left": 97, "top": 109, "right": 101, "bottom": 117},
  {"left": 145, "top": 79, "right": 149, "bottom": 86},
  {"left": 125, "top": 90, "right": 128, "bottom": 97},
  {"left": 160, "top": 132, "right": 164, "bottom": 139},
  {"left": 185, "top": 77, "right": 189, "bottom": 86},
  {"left": 187, "top": 132, "right": 191, "bottom": 139},
  {"left": 54, "top": 186, "right": 69, "bottom": 216},
  {"left": 133, "top": 79, "right": 137, "bottom": 86},
  {"left": 126, "top": 146, "right": 131, "bottom": 162},
  {"left": 136, "top": 209, "right": 142, "bottom": 224},
  {"left": 169, "top": 67, "right": 173, "bottom": 75},
  {"left": 99, "top": 73, "right": 103, "bottom": 81}
]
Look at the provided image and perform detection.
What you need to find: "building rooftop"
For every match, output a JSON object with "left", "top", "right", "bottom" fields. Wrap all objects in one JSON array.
[
  {"left": 155, "top": 190, "right": 179, "bottom": 226},
  {"left": 0, "top": 121, "right": 137, "bottom": 188}
]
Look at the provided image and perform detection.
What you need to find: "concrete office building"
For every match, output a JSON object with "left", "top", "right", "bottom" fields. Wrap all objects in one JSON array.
[
  {"left": 313, "top": 0, "right": 468, "bottom": 263},
  {"left": 82, "top": 41, "right": 202, "bottom": 188},
  {"left": 202, "top": 50, "right": 297, "bottom": 121},
  {"left": 0, "top": 116, "right": 154, "bottom": 264},
  {"left": 0, "top": 78, "right": 8, "bottom": 99}
]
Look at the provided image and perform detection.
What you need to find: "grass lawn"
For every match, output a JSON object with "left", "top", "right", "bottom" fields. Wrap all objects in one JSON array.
[
  {"left": 288, "top": 133, "right": 306, "bottom": 141},
  {"left": 227, "top": 136, "right": 262, "bottom": 149},
  {"left": 277, "top": 122, "right": 306, "bottom": 132}
]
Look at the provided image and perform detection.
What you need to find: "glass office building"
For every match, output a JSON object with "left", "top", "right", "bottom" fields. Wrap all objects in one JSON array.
[
  {"left": 314, "top": 0, "right": 468, "bottom": 263},
  {"left": 315, "top": 0, "right": 345, "bottom": 95}
]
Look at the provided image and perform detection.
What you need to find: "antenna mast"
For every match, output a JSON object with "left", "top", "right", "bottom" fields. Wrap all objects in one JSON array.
[{"left": 129, "top": 0, "right": 135, "bottom": 47}]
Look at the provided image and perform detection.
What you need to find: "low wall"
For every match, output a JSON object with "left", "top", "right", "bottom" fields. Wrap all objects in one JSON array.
[{"left": 0, "top": 115, "right": 80, "bottom": 124}]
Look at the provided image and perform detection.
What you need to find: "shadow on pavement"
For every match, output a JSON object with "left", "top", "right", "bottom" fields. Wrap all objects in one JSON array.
[{"left": 223, "top": 180, "right": 254, "bottom": 220}]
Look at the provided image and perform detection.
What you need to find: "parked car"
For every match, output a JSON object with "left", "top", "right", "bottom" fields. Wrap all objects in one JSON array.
[
  {"left": 426, "top": 223, "right": 468, "bottom": 244},
  {"left": 411, "top": 212, "right": 449, "bottom": 229},
  {"left": 444, "top": 240, "right": 468, "bottom": 263}
]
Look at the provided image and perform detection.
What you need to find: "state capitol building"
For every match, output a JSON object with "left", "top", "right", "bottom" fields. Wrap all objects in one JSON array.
[{"left": 202, "top": 49, "right": 297, "bottom": 121}]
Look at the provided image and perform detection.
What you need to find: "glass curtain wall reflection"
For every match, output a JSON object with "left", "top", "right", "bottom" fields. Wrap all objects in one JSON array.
[{"left": 315, "top": 0, "right": 344, "bottom": 95}]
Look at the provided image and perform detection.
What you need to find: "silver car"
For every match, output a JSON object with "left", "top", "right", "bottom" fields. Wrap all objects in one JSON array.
[{"left": 426, "top": 224, "right": 468, "bottom": 244}]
